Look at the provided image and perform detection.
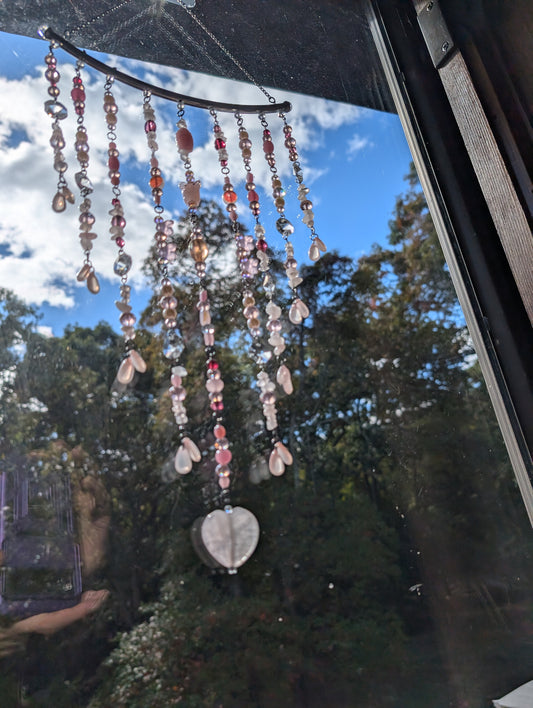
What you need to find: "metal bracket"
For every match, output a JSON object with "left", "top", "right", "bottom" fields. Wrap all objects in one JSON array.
[{"left": 417, "top": 0, "right": 455, "bottom": 69}]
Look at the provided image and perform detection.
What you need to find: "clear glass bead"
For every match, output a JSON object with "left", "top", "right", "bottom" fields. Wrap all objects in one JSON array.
[
  {"left": 113, "top": 253, "right": 132, "bottom": 276},
  {"left": 44, "top": 100, "right": 67, "bottom": 120}
]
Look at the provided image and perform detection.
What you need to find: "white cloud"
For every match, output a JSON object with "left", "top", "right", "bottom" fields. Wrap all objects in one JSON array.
[
  {"left": 36, "top": 325, "right": 54, "bottom": 338},
  {"left": 347, "top": 133, "right": 372, "bottom": 159},
  {"left": 0, "top": 54, "right": 363, "bottom": 309}
]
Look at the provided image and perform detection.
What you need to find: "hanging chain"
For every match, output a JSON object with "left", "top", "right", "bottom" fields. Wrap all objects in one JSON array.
[{"left": 174, "top": 0, "right": 277, "bottom": 104}]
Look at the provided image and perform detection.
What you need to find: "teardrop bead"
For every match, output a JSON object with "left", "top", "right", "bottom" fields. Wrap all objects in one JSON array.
[
  {"left": 174, "top": 445, "right": 193, "bottom": 474},
  {"left": 275, "top": 441, "right": 293, "bottom": 465},
  {"left": 289, "top": 302, "right": 303, "bottom": 325},
  {"left": 76, "top": 263, "right": 91, "bottom": 281},
  {"left": 308, "top": 243, "right": 320, "bottom": 262},
  {"left": 269, "top": 449, "right": 285, "bottom": 476},
  {"left": 52, "top": 191, "right": 66, "bottom": 213},
  {"left": 315, "top": 236, "right": 327, "bottom": 253},
  {"left": 295, "top": 298, "right": 310, "bottom": 318},
  {"left": 87, "top": 272, "right": 100, "bottom": 294},
  {"left": 117, "top": 356, "right": 135, "bottom": 384},
  {"left": 276, "top": 364, "right": 294, "bottom": 395},
  {"left": 62, "top": 187, "right": 76, "bottom": 204},
  {"left": 129, "top": 349, "right": 147, "bottom": 373},
  {"left": 182, "top": 436, "right": 201, "bottom": 462}
]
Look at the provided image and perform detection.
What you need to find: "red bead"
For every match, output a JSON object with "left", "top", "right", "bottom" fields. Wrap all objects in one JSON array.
[
  {"left": 223, "top": 191, "right": 237, "bottom": 204},
  {"left": 73, "top": 76, "right": 82, "bottom": 85},
  {"left": 71, "top": 87, "right": 85, "bottom": 102},
  {"left": 207, "top": 360, "right": 219, "bottom": 371},
  {"left": 256, "top": 239, "right": 268, "bottom": 252},
  {"left": 111, "top": 176, "right": 120, "bottom": 186},
  {"left": 214, "top": 138, "right": 226, "bottom": 150},
  {"left": 247, "top": 190, "right": 259, "bottom": 202},
  {"left": 108, "top": 156, "right": 120, "bottom": 171},
  {"left": 115, "top": 237, "right": 125, "bottom": 247},
  {"left": 214, "top": 424, "right": 226, "bottom": 438}
]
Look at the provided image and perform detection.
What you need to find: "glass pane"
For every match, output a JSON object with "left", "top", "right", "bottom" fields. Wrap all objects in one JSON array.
[{"left": 0, "top": 23, "right": 531, "bottom": 708}]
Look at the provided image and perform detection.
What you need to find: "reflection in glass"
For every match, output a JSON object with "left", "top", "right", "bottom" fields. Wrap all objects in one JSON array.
[{"left": 0, "top": 29, "right": 531, "bottom": 708}]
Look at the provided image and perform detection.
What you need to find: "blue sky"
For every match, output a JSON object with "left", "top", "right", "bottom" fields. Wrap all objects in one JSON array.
[{"left": 0, "top": 30, "right": 412, "bottom": 335}]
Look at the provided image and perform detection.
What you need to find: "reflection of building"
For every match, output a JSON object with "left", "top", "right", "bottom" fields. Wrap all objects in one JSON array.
[{"left": 0, "top": 458, "right": 82, "bottom": 616}]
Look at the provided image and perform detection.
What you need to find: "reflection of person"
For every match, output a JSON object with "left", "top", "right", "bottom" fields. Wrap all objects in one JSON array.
[
  {"left": 8, "top": 589, "right": 109, "bottom": 638},
  {"left": 0, "top": 469, "right": 111, "bottom": 658},
  {"left": 0, "top": 589, "right": 109, "bottom": 658},
  {"left": 74, "top": 475, "right": 111, "bottom": 579}
]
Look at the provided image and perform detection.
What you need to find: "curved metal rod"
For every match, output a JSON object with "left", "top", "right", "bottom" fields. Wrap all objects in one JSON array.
[{"left": 43, "top": 27, "right": 292, "bottom": 115}]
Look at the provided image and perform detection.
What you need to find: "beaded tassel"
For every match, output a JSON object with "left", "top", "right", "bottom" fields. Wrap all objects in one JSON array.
[
  {"left": 210, "top": 111, "right": 292, "bottom": 477},
  {"left": 278, "top": 114, "right": 327, "bottom": 262},
  {"left": 177, "top": 107, "right": 233, "bottom": 494},
  {"left": 70, "top": 61, "right": 100, "bottom": 295},
  {"left": 44, "top": 42, "right": 74, "bottom": 214},
  {"left": 142, "top": 94, "right": 199, "bottom": 474},
  {"left": 102, "top": 78, "right": 145, "bottom": 384},
  {"left": 234, "top": 113, "right": 293, "bottom": 399},
  {"left": 258, "top": 114, "right": 310, "bottom": 327}
]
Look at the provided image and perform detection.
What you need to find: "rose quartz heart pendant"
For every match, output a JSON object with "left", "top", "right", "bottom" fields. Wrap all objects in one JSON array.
[{"left": 200, "top": 506, "right": 260, "bottom": 571}]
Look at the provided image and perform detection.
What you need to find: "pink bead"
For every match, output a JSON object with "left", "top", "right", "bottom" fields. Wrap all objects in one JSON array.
[
  {"left": 247, "top": 190, "right": 259, "bottom": 202},
  {"left": 145, "top": 120, "right": 156, "bottom": 133},
  {"left": 176, "top": 127, "right": 194, "bottom": 153},
  {"left": 171, "top": 374, "right": 182, "bottom": 387},
  {"left": 115, "top": 237, "right": 125, "bottom": 248},
  {"left": 256, "top": 239, "right": 267, "bottom": 252},
  {"left": 246, "top": 173, "right": 254, "bottom": 182},
  {"left": 204, "top": 333, "right": 215, "bottom": 346},
  {"left": 263, "top": 140, "right": 274, "bottom": 154},
  {"left": 215, "top": 449, "right": 232, "bottom": 465},
  {"left": 214, "top": 424, "right": 226, "bottom": 438},
  {"left": 71, "top": 87, "right": 85, "bottom": 102},
  {"left": 151, "top": 157, "right": 159, "bottom": 168},
  {"left": 199, "top": 289, "right": 208, "bottom": 302},
  {"left": 108, "top": 156, "right": 120, "bottom": 171},
  {"left": 218, "top": 476, "right": 230, "bottom": 489},
  {"left": 214, "top": 138, "right": 226, "bottom": 150}
]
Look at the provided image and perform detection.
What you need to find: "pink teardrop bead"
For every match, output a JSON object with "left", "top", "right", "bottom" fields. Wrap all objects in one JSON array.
[
  {"left": 117, "top": 356, "right": 135, "bottom": 384},
  {"left": 218, "top": 476, "right": 230, "bottom": 489},
  {"left": 275, "top": 442, "right": 293, "bottom": 465},
  {"left": 269, "top": 449, "right": 285, "bottom": 476}
]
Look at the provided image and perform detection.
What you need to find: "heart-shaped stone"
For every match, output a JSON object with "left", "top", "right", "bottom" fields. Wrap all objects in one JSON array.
[{"left": 200, "top": 506, "right": 260, "bottom": 570}]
